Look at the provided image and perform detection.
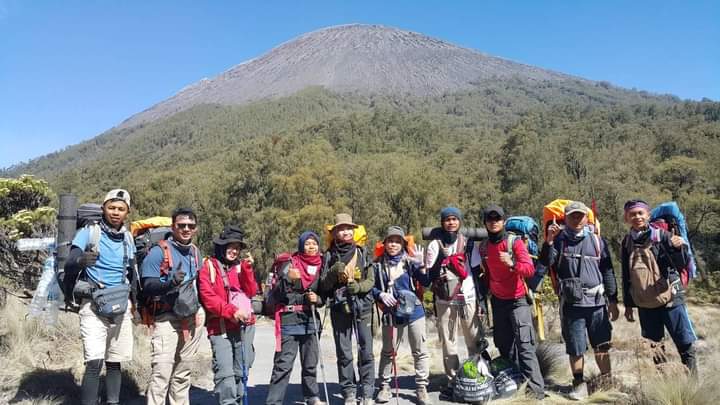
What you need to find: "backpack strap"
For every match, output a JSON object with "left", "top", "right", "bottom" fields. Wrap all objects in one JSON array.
[{"left": 157, "top": 240, "right": 174, "bottom": 276}]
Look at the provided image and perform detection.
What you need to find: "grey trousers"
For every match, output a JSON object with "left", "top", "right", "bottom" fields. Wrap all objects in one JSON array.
[
  {"left": 378, "top": 316, "right": 430, "bottom": 389},
  {"left": 491, "top": 296, "right": 544, "bottom": 397},
  {"left": 265, "top": 333, "right": 320, "bottom": 405},
  {"left": 209, "top": 325, "right": 256, "bottom": 405},
  {"left": 331, "top": 309, "right": 375, "bottom": 399}
]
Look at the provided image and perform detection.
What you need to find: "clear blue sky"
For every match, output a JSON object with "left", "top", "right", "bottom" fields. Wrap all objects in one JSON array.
[{"left": 1, "top": 0, "right": 718, "bottom": 169}]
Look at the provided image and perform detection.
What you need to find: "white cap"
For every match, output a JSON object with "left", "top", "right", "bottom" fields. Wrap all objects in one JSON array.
[{"left": 103, "top": 189, "right": 131, "bottom": 207}]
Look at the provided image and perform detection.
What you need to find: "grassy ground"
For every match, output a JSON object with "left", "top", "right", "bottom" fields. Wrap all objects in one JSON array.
[{"left": 1, "top": 293, "right": 719, "bottom": 404}]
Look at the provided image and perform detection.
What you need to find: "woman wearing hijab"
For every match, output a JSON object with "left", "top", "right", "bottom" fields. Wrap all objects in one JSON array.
[
  {"left": 266, "top": 231, "right": 326, "bottom": 405},
  {"left": 198, "top": 225, "right": 257, "bottom": 405}
]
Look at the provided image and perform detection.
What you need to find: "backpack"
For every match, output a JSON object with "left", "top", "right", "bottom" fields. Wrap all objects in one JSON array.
[
  {"left": 489, "top": 356, "right": 525, "bottom": 398},
  {"left": 205, "top": 257, "right": 255, "bottom": 333},
  {"left": 623, "top": 228, "right": 674, "bottom": 309},
  {"left": 504, "top": 216, "right": 545, "bottom": 291},
  {"left": 261, "top": 252, "right": 293, "bottom": 316},
  {"left": 431, "top": 234, "right": 469, "bottom": 302},
  {"left": 131, "top": 217, "right": 172, "bottom": 265},
  {"left": 452, "top": 355, "right": 496, "bottom": 404},
  {"left": 650, "top": 201, "right": 697, "bottom": 283}
]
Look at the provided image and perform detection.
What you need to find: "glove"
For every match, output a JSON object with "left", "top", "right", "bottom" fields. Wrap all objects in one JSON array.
[
  {"left": 379, "top": 292, "right": 397, "bottom": 307},
  {"left": 347, "top": 280, "right": 360, "bottom": 295},
  {"left": 409, "top": 244, "right": 425, "bottom": 267},
  {"left": 78, "top": 251, "right": 99, "bottom": 268},
  {"left": 173, "top": 267, "right": 186, "bottom": 286}
]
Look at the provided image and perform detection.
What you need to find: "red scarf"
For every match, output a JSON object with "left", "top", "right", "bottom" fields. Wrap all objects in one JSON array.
[{"left": 292, "top": 252, "right": 322, "bottom": 290}]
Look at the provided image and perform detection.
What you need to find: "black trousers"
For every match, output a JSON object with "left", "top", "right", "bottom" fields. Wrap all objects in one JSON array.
[
  {"left": 266, "top": 333, "right": 320, "bottom": 404},
  {"left": 331, "top": 308, "right": 375, "bottom": 399}
]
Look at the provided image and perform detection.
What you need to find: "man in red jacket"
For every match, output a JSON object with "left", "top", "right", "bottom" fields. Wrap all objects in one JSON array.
[{"left": 471, "top": 205, "right": 545, "bottom": 400}]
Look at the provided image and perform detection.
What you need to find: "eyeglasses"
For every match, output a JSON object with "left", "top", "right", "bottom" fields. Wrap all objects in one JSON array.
[{"left": 176, "top": 223, "right": 197, "bottom": 230}]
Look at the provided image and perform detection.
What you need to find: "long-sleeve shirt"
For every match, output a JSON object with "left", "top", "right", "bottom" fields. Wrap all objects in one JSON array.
[
  {"left": 319, "top": 246, "right": 375, "bottom": 315},
  {"left": 469, "top": 237, "right": 535, "bottom": 300},
  {"left": 539, "top": 233, "right": 617, "bottom": 306},
  {"left": 272, "top": 257, "right": 325, "bottom": 335},
  {"left": 198, "top": 257, "right": 257, "bottom": 336}
]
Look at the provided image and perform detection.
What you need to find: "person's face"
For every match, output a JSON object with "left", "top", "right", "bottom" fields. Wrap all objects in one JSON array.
[
  {"left": 303, "top": 238, "right": 319, "bottom": 256},
  {"left": 441, "top": 216, "right": 460, "bottom": 232},
  {"left": 224, "top": 242, "right": 242, "bottom": 262},
  {"left": 103, "top": 200, "right": 129, "bottom": 228},
  {"left": 566, "top": 212, "right": 588, "bottom": 232},
  {"left": 334, "top": 224, "right": 355, "bottom": 244},
  {"left": 172, "top": 215, "right": 197, "bottom": 244},
  {"left": 625, "top": 207, "right": 651, "bottom": 231},
  {"left": 384, "top": 235, "right": 404, "bottom": 256},
  {"left": 484, "top": 214, "right": 504, "bottom": 233}
]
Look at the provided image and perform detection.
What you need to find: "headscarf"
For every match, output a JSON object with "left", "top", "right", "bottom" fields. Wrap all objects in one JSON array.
[{"left": 293, "top": 231, "right": 322, "bottom": 290}]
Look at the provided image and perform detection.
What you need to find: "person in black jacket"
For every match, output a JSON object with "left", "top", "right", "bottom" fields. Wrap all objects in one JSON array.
[
  {"left": 319, "top": 213, "right": 375, "bottom": 405},
  {"left": 540, "top": 201, "right": 618, "bottom": 400},
  {"left": 621, "top": 200, "right": 697, "bottom": 374},
  {"left": 266, "top": 231, "right": 326, "bottom": 405}
]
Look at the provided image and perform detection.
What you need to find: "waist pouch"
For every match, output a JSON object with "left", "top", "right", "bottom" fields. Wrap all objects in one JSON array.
[
  {"left": 173, "top": 278, "right": 200, "bottom": 318},
  {"left": 560, "top": 277, "right": 584, "bottom": 304},
  {"left": 91, "top": 284, "right": 130, "bottom": 319}
]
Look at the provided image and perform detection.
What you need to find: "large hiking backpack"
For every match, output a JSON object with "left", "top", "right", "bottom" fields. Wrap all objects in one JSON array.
[
  {"left": 650, "top": 201, "right": 698, "bottom": 282},
  {"left": 489, "top": 356, "right": 525, "bottom": 399},
  {"left": 505, "top": 216, "right": 546, "bottom": 291},
  {"left": 261, "top": 252, "right": 293, "bottom": 316},
  {"left": 131, "top": 217, "right": 172, "bottom": 265},
  {"left": 453, "top": 355, "right": 496, "bottom": 404}
]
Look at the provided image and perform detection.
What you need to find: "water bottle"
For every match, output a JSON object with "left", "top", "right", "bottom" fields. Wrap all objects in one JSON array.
[
  {"left": 16, "top": 237, "right": 56, "bottom": 252},
  {"left": 28, "top": 256, "right": 62, "bottom": 326}
]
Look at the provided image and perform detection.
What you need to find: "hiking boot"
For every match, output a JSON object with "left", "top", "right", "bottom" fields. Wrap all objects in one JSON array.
[
  {"left": 361, "top": 399, "right": 375, "bottom": 405},
  {"left": 375, "top": 385, "right": 392, "bottom": 403},
  {"left": 344, "top": 394, "right": 356, "bottom": 405},
  {"left": 438, "top": 385, "right": 454, "bottom": 401},
  {"left": 416, "top": 386, "right": 431, "bottom": 405},
  {"left": 567, "top": 381, "right": 588, "bottom": 401}
]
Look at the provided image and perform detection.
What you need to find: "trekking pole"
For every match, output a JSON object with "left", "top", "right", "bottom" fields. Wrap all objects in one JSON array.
[
  {"left": 389, "top": 315, "right": 401, "bottom": 405},
  {"left": 310, "top": 302, "right": 330, "bottom": 404},
  {"left": 240, "top": 324, "right": 249, "bottom": 405}
]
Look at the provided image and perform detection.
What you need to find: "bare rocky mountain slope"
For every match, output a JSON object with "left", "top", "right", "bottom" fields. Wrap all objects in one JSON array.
[{"left": 120, "top": 24, "right": 577, "bottom": 128}]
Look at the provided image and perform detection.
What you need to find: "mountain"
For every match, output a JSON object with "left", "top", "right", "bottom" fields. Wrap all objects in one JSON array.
[{"left": 120, "top": 24, "right": 577, "bottom": 128}]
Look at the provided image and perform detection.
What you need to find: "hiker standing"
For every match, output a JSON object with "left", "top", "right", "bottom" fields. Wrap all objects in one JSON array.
[
  {"left": 141, "top": 208, "right": 204, "bottom": 405},
  {"left": 265, "top": 231, "right": 327, "bottom": 405},
  {"left": 319, "top": 213, "right": 376, "bottom": 405},
  {"left": 540, "top": 201, "right": 618, "bottom": 400},
  {"left": 372, "top": 226, "right": 431, "bottom": 405},
  {"left": 198, "top": 225, "right": 257, "bottom": 405},
  {"left": 621, "top": 200, "right": 698, "bottom": 374},
  {"left": 65, "top": 189, "right": 135, "bottom": 405},
  {"left": 426, "top": 207, "right": 480, "bottom": 391},
  {"left": 470, "top": 205, "right": 545, "bottom": 399}
]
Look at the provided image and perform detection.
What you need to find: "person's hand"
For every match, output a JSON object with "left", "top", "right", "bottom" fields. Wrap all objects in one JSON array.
[
  {"left": 233, "top": 308, "right": 248, "bottom": 322},
  {"left": 499, "top": 252, "right": 514, "bottom": 269},
  {"left": 306, "top": 291, "right": 318, "bottom": 304},
  {"left": 78, "top": 251, "right": 99, "bottom": 268},
  {"left": 287, "top": 266, "right": 301, "bottom": 281},
  {"left": 546, "top": 217, "right": 562, "bottom": 243},
  {"left": 347, "top": 280, "right": 360, "bottom": 294},
  {"left": 379, "top": 292, "right": 397, "bottom": 307},
  {"left": 243, "top": 252, "right": 254, "bottom": 265},
  {"left": 624, "top": 306, "right": 635, "bottom": 322},
  {"left": 670, "top": 235, "right": 684, "bottom": 248},
  {"left": 441, "top": 247, "right": 451, "bottom": 257},
  {"left": 173, "top": 268, "right": 186, "bottom": 286},
  {"left": 608, "top": 302, "right": 620, "bottom": 321},
  {"left": 410, "top": 244, "right": 425, "bottom": 267}
]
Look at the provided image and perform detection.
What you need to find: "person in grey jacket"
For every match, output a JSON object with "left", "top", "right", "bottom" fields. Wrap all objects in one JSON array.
[{"left": 540, "top": 201, "right": 618, "bottom": 400}]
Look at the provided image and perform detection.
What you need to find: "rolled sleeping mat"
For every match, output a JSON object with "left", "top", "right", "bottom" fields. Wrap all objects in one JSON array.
[
  {"left": 56, "top": 194, "right": 78, "bottom": 273},
  {"left": 421, "top": 227, "right": 488, "bottom": 241}
]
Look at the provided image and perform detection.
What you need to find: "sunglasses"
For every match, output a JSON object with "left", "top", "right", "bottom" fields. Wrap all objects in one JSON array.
[
  {"left": 176, "top": 223, "right": 197, "bottom": 230},
  {"left": 486, "top": 216, "right": 503, "bottom": 222}
]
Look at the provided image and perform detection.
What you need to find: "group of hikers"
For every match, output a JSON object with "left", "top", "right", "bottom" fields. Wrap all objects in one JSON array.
[{"left": 63, "top": 188, "right": 699, "bottom": 405}]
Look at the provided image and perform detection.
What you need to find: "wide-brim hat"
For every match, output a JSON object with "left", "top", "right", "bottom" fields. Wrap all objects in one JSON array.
[
  {"left": 213, "top": 224, "right": 247, "bottom": 248},
  {"left": 331, "top": 213, "right": 358, "bottom": 230}
]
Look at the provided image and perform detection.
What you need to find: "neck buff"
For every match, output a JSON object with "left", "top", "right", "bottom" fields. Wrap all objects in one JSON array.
[
  {"left": 292, "top": 251, "right": 322, "bottom": 290},
  {"left": 170, "top": 236, "right": 193, "bottom": 255},
  {"left": 332, "top": 242, "right": 357, "bottom": 264},
  {"left": 562, "top": 227, "right": 587, "bottom": 243},
  {"left": 440, "top": 229, "right": 458, "bottom": 245},
  {"left": 631, "top": 227, "right": 651, "bottom": 244},
  {"left": 100, "top": 218, "right": 126, "bottom": 242},
  {"left": 488, "top": 229, "right": 506, "bottom": 244},
  {"left": 384, "top": 251, "right": 405, "bottom": 267}
]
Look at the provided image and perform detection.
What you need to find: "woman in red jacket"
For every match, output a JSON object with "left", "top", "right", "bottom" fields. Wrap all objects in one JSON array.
[{"left": 198, "top": 225, "right": 257, "bottom": 405}]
